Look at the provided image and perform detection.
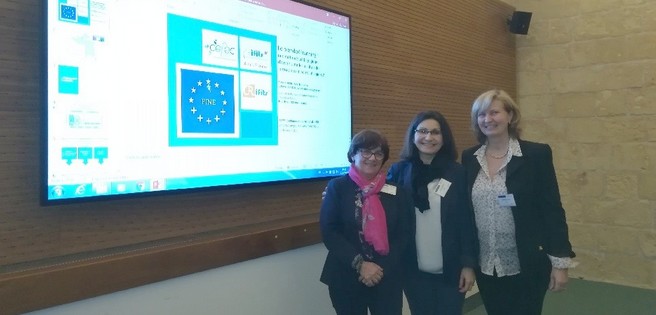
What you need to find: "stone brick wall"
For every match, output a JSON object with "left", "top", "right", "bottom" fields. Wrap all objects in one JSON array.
[{"left": 503, "top": 0, "right": 656, "bottom": 289}]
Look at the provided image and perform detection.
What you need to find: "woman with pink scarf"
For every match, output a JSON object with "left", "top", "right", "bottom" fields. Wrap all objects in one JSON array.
[{"left": 320, "top": 129, "right": 412, "bottom": 315}]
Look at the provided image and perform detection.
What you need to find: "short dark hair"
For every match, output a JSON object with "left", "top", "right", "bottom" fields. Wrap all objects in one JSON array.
[
  {"left": 399, "top": 111, "right": 458, "bottom": 161},
  {"left": 347, "top": 129, "right": 390, "bottom": 164}
]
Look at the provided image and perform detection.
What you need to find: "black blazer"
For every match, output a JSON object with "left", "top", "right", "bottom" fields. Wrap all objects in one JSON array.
[
  {"left": 387, "top": 159, "right": 478, "bottom": 286},
  {"left": 462, "top": 140, "right": 575, "bottom": 278},
  {"left": 319, "top": 174, "right": 411, "bottom": 289}
]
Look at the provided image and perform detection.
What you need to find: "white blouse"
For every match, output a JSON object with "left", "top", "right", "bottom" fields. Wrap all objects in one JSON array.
[
  {"left": 415, "top": 179, "right": 444, "bottom": 274},
  {"left": 471, "top": 139, "right": 522, "bottom": 276},
  {"left": 472, "top": 138, "right": 575, "bottom": 277}
]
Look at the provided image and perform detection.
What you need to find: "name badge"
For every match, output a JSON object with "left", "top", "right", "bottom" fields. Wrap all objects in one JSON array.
[
  {"left": 497, "top": 194, "right": 516, "bottom": 207},
  {"left": 434, "top": 179, "right": 451, "bottom": 197},
  {"left": 381, "top": 184, "right": 397, "bottom": 195}
]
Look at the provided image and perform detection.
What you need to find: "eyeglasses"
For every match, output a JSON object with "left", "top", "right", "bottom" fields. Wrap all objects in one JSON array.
[
  {"left": 358, "top": 149, "right": 385, "bottom": 160},
  {"left": 414, "top": 128, "right": 441, "bottom": 136}
]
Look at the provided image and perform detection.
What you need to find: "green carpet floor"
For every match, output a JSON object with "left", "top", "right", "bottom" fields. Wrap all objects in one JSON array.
[{"left": 464, "top": 278, "right": 656, "bottom": 315}]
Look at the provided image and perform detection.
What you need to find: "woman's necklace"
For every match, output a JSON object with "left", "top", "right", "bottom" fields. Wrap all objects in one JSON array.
[{"left": 486, "top": 147, "right": 509, "bottom": 159}]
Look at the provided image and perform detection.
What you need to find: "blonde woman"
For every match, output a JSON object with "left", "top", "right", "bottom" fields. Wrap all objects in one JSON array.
[{"left": 462, "top": 89, "right": 576, "bottom": 315}]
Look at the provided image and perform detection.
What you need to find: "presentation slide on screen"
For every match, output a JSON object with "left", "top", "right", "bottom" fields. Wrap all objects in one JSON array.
[{"left": 46, "top": 0, "right": 351, "bottom": 200}]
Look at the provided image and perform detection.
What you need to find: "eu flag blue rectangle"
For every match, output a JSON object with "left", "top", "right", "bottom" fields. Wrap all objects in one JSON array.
[
  {"left": 60, "top": 4, "right": 77, "bottom": 22},
  {"left": 180, "top": 68, "right": 236, "bottom": 134}
]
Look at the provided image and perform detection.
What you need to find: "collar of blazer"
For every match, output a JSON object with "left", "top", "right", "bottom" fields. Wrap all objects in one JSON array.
[{"left": 464, "top": 143, "right": 527, "bottom": 183}]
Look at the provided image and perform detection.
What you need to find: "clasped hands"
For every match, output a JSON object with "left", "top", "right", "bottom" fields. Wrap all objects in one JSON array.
[{"left": 358, "top": 261, "right": 383, "bottom": 287}]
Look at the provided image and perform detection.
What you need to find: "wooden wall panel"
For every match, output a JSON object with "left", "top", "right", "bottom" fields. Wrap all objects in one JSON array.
[{"left": 0, "top": 0, "right": 516, "bottom": 313}]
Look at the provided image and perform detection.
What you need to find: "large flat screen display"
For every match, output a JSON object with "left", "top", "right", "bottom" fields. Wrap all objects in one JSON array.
[{"left": 43, "top": 0, "right": 352, "bottom": 204}]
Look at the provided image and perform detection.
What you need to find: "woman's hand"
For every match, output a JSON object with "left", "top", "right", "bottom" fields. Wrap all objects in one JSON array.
[
  {"left": 458, "top": 267, "right": 476, "bottom": 293},
  {"left": 358, "top": 261, "right": 383, "bottom": 287},
  {"left": 549, "top": 268, "right": 569, "bottom": 292}
]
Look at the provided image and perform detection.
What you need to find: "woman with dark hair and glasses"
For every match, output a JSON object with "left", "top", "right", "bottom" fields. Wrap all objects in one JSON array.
[
  {"left": 387, "top": 111, "right": 478, "bottom": 315},
  {"left": 320, "top": 129, "right": 412, "bottom": 315}
]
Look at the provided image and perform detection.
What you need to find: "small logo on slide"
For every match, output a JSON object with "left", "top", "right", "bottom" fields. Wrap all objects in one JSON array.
[
  {"left": 60, "top": 4, "right": 78, "bottom": 22},
  {"left": 201, "top": 30, "right": 238, "bottom": 67},
  {"left": 243, "top": 49, "right": 268, "bottom": 59},
  {"left": 180, "top": 67, "right": 236, "bottom": 134},
  {"left": 243, "top": 84, "right": 269, "bottom": 98},
  {"left": 205, "top": 40, "right": 236, "bottom": 58}
]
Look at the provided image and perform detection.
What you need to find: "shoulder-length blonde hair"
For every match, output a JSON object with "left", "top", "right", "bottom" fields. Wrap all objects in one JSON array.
[{"left": 470, "top": 89, "right": 522, "bottom": 144}]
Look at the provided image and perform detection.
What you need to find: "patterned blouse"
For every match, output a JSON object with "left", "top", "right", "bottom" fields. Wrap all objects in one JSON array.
[
  {"left": 471, "top": 138, "right": 522, "bottom": 276},
  {"left": 472, "top": 138, "right": 573, "bottom": 277}
]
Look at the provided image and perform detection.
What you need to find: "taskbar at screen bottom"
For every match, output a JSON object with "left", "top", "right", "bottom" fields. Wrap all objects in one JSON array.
[{"left": 46, "top": 167, "right": 349, "bottom": 200}]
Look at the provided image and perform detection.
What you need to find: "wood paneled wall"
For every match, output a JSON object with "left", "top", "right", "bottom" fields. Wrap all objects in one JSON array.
[{"left": 0, "top": 0, "right": 516, "bottom": 313}]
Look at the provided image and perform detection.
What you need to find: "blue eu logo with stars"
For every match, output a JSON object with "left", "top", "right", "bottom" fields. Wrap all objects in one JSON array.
[
  {"left": 60, "top": 4, "right": 77, "bottom": 22},
  {"left": 180, "top": 68, "right": 236, "bottom": 134}
]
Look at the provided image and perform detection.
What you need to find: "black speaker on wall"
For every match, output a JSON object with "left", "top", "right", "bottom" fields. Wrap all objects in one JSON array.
[{"left": 507, "top": 11, "right": 532, "bottom": 35}]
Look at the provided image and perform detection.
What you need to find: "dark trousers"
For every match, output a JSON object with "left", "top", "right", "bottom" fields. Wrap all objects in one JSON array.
[
  {"left": 476, "top": 270, "right": 549, "bottom": 315},
  {"left": 404, "top": 271, "right": 464, "bottom": 315},
  {"left": 328, "top": 279, "right": 403, "bottom": 315}
]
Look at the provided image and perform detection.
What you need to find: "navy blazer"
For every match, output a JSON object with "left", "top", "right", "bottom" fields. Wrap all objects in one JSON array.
[
  {"left": 387, "top": 159, "right": 478, "bottom": 286},
  {"left": 462, "top": 140, "right": 575, "bottom": 278},
  {"left": 320, "top": 174, "right": 412, "bottom": 289}
]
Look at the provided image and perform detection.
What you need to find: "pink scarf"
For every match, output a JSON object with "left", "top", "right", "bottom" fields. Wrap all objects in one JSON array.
[{"left": 348, "top": 164, "right": 389, "bottom": 255}]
